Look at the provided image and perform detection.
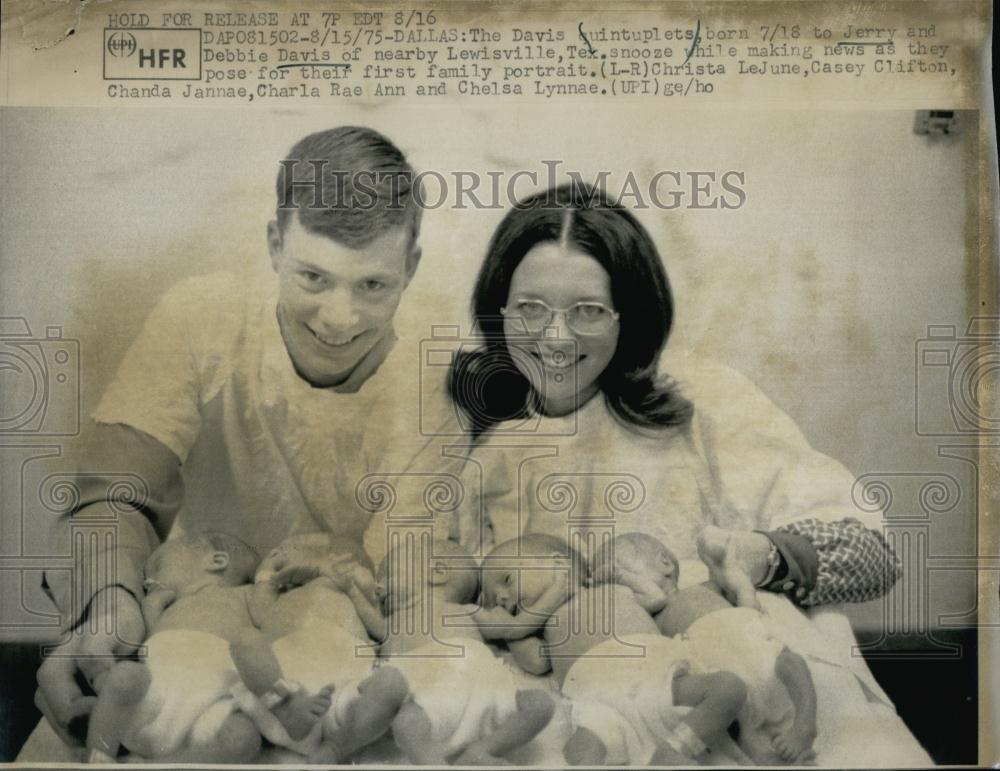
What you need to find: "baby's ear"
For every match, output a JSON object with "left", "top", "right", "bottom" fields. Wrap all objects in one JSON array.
[
  {"left": 207, "top": 551, "right": 230, "bottom": 573},
  {"left": 429, "top": 560, "right": 449, "bottom": 585}
]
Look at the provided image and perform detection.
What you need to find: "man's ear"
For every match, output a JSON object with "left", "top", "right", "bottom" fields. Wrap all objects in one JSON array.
[
  {"left": 207, "top": 551, "right": 230, "bottom": 573},
  {"left": 403, "top": 244, "right": 422, "bottom": 286},
  {"left": 429, "top": 559, "right": 449, "bottom": 585},
  {"left": 267, "top": 220, "right": 283, "bottom": 273}
]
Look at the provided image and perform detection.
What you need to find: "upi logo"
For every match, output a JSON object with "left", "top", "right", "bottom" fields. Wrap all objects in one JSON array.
[{"left": 106, "top": 31, "right": 137, "bottom": 57}]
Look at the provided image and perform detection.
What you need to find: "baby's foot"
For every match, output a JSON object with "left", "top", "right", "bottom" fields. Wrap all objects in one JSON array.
[
  {"left": 270, "top": 684, "right": 333, "bottom": 740},
  {"left": 454, "top": 742, "right": 513, "bottom": 766},
  {"left": 86, "top": 748, "right": 117, "bottom": 764}
]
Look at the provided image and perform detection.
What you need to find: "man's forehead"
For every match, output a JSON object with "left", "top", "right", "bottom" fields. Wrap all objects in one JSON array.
[{"left": 283, "top": 217, "right": 410, "bottom": 273}]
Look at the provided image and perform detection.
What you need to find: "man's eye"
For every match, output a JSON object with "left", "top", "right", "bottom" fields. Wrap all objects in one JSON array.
[
  {"left": 299, "top": 270, "right": 324, "bottom": 285},
  {"left": 362, "top": 279, "right": 386, "bottom": 292}
]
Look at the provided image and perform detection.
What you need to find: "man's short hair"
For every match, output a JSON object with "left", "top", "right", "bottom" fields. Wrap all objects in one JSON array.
[{"left": 275, "top": 126, "right": 420, "bottom": 248}]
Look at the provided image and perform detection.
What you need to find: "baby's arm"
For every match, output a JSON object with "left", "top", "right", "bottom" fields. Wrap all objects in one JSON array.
[
  {"left": 506, "top": 635, "right": 552, "bottom": 676},
  {"left": 772, "top": 646, "right": 818, "bottom": 762},
  {"left": 247, "top": 580, "right": 279, "bottom": 628},
  {"left": 140, "top": 587, "right": 176, "bottom": 630},
  {"left": 475, "top": 581, "right": 570, "bottom": 640},
  {"left": 343, "top": 578, "right": 387, "bottom": 642}
]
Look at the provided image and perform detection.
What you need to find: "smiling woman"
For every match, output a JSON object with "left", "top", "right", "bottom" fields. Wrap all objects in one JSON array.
[
  {"left": 447, "top": 183, "right": 928, "bottom": 766},
  {"left": 449, "top": 183, "right": 692, "bottom": 438}
]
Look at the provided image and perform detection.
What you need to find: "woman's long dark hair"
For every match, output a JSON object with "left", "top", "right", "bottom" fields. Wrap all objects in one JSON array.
[{"left": 449, "top": 183, "right": 692, "bottom": 439}]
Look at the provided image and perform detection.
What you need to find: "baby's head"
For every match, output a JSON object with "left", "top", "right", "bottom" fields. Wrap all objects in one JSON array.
[
  {"left": 376, "top": 538, "right": 479, "bottom": 614},
  {"left": 481, "top": 534, "right": 586, "bottom": 614},
  {"left": 590, "top": 532, "right": 679, "bottom": 613},
  {"left": 144, "top": 532, "right": 259, "bottom": 595}
]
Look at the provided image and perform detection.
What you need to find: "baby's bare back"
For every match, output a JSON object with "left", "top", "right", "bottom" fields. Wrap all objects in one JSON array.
[
  {"left": 259, "top": 579, "right": 367, "bottom": 640},
  {"left": 382, "top": 601, "right": 484, "bottom": 658},
  {"left": 152, "top": 585, "right": 256, "bottom": 644},
  {"left": 546, "top": 584, "right": 660, "bottom": 684},
  {"left": 655, "top": 582, "right": 732, "bottom": 637}
]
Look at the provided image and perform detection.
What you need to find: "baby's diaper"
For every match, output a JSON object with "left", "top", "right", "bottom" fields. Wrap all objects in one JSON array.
[
  {"left": 235, "top": 619, "right": 373, "bottom": 755},
  {"left": 122, "top": 629, "right": 240, "bottom": 757},
  {"left": 387, "top": 638, "right": 520, "bottom": 758},
  {"left": 562, "top": 634, "right": 692, "bottom": 766},
  {"left": 271, "top": 616, "right": 373, "bottom": 693}
]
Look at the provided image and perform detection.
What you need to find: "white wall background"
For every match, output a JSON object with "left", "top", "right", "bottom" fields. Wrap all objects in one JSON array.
[{"left": 0, "top": 105, "right": 979, "bottom": 641}]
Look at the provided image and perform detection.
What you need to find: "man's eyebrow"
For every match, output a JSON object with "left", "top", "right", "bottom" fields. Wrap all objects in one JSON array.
[{"left": 291, "top": 259, "right": 331, "bottom": 275}]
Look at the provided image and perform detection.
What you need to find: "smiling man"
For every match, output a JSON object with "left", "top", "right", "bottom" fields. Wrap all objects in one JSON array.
[{"left": 33, "top": 127, "right": 461, "bottom": 757}]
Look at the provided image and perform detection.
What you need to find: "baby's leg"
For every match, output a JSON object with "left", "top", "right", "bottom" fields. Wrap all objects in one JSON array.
[
  {"left": 320, "top": 665, "right": 408, "bottom": 761},
  {"left": 85, "top": 661, "right": 151, "bottom": 762},
  {"left": 230, "top": 633, "right": 332, "bottom": 740},
  {"left": 669, "top": 670, "right": 747, "bottom": 760},
  {"left": 391, "top": 700, "right": 450, "bottom": 765},
  {"left": 563, "top": 726, "right": 608, "bottom": 766},
  {"left": 456, "top": 688, "right": 555, "bottom": 764},
  {"left": 147, "top": 712, "right": 261, "bottom": 764}
]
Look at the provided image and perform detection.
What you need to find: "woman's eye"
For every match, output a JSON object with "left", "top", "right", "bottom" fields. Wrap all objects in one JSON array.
[
  {"left": 576, "top": 303, "right": 607, "bottom": 319},
  {"left": 516, "top": 302, "right": 547, "bottom": 319}
]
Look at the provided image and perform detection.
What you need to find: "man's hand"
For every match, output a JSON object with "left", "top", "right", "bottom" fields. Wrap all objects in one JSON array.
[
  {"left": 35, "top": 587, "right": 145, "bottom": 747},
  {"left": 696, "top": 526, "right": 772, "bottom": 609}
]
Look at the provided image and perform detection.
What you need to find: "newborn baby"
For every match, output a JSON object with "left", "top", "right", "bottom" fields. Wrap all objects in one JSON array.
[
  {"left": 480, "top": 534, "right": 750, "bottom": 767},
  {"left": 85, "top": 532, "right": 331, "bottom": 763},
  {"left": 591, "top": 532, "right": 819, "bottom": 764},
  {"left": 229, "top": 532, "right": 408, "bottom": 762},
  {"left": 339, "top": 535, "right": 556, "bottom": 765}
]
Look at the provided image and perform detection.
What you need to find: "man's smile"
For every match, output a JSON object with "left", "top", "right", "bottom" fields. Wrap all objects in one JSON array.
[{"left": 306, "top": 324, "right": 364, "bottom": 350}]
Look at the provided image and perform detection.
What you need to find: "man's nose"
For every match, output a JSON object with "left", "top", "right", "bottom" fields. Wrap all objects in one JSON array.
[{"left": 316, "top": 287, "right": 359, "bottom": 329}]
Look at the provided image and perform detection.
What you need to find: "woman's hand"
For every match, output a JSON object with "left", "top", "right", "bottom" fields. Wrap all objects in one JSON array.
[{"left": 696, "top": 526, "right": 772, "bottom": 609}]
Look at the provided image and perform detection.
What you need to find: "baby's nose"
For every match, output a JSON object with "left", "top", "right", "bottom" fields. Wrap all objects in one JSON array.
[{"left": 494, "top": 588, "right": 513, "bottom": 611}]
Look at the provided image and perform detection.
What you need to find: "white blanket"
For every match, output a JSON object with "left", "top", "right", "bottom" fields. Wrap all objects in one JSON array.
[{"left": 17, "top": 562, "right": 932, "bottom": 766}]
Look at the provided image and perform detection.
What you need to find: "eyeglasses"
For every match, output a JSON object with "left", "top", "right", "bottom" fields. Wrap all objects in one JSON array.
[{"left": 501, "top": 299, "right": 620, "bottom": 336}]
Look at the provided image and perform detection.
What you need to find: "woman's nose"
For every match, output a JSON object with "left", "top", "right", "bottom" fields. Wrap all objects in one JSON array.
[{"left": 542, "top": 311, "right": 576, "bottom": 341}]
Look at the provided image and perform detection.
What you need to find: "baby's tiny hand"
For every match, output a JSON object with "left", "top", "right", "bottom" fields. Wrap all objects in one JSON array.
[
  {"left": 272, "top": 565, "right": 321, "bottom": 592},
  {"left": 348, "top": 565, "right": 376, "bottom": 595},
  {"left": 327, "top": 571, "right": 352, "bottom": 592}
]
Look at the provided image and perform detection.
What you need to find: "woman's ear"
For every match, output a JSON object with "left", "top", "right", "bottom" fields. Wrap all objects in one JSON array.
[{"left": 207, "top": 551, "right": 230, "bottom": 573}]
